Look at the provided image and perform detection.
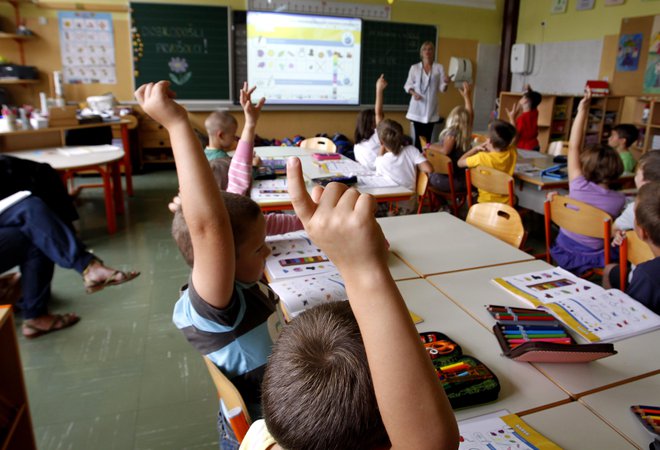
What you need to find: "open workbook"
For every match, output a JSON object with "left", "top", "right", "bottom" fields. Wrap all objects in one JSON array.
[
  {"left": 493, "top": 267, "right": 660, "bottom": 343},
  {"left": 265, "top": 231, "right": 423, "bottom": 324}
]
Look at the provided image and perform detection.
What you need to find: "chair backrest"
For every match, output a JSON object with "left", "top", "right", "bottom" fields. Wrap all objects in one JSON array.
[
  {"left": 419, "top": 135, "right": 429, "bottom": 150},
  {"left": 426, "top": 148, "right": 451, "bottom": 176},
  {"left": 465, "top": 165, "right": 515, "bottom": 208},
  {"left": 471, "top": 133, "right": 488, "bottom": 147},
  {"left": 547, "top": 141, "right": 569, "bottom": 156},
  {"left": 466, "top": 202, "right": 525, "bottom": 248},
  {"left": 299, "top": 137, "right": 337, "bottom": 152},
  {"left": 544, "top": 195, "right": 612, "bottom": 265},
  {"left": 202, "top": 356, "right": 252, "bottom": 442},
  {"left": 619, "top": 230, "right": 654, "bottom": 289}
]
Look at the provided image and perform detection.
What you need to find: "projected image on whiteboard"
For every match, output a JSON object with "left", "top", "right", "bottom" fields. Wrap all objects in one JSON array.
[{"left": 247, "top": 12, "right": 361, "bottom": 105}]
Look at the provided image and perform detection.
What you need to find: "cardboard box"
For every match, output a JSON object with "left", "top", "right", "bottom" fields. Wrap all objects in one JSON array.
[{"left": 48, "top": 106, "right": 78, "bottom": 127}]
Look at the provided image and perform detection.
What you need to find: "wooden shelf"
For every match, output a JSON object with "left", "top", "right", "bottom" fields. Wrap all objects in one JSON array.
[
  {"left": 0, "top": 79, "right": 39, "bottom": 85},
  {"left": 0, "top": 32, "right": 34, "bottom": 40}
]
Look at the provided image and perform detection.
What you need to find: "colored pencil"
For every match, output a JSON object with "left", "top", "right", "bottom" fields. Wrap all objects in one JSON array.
[
  {"left": 495, "top": 314, "right": 557, "bottom": 321},
  {"left": 506, "top": 338, "right": 572, "bottom": 344},
  {"left": 502, "top": 330, "right": 567, "bottom": 335},
  {"left": 503, "top": 334, "right": 568, "bottom": 339},
  {"left": 500, "top": 324, "right": 564, "bottom": 331}
]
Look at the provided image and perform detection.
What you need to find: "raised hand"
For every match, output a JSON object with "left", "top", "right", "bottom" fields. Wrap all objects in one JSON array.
[
  {"left": 239, "top": 81, "right": 266, "bottom": 128},
  {"left": 134, "top": 81, "right": 187, "bottom": 129}
]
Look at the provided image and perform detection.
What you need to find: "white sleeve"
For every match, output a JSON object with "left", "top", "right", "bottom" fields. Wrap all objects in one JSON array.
[
  {"left": 408, "top": 146, "right": 427, "bottom": 165},
  {"left": 403, "top": 64, "right": 417, "bottom": 93},
  {"left": 437, "top": 64, "right": 448, "bottom": 93},
  {"left": 614, "top": 200, "right": 635, "bottom": 230}
]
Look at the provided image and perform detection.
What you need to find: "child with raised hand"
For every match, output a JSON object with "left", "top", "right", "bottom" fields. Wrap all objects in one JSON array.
[
  {"left": 239, "top": 158, "right": 459, "bottom": 450},
  {"left": 457, "top": 119, "right": 517, "bottom": 204},
  {"left": 354, "top": 74, "right": 387, "bottom": 171},
  {"left": 426, "top": 81, "right": 473, "bottom": 192},
  {"left": 135, "top": 80, "right": 282, "bottom": 450},
  {"left": 549, "top": 88, "right": 626, "bottom": 276},
  {"left": 506, "top": 85, "right": 542, "bottom": 151}
]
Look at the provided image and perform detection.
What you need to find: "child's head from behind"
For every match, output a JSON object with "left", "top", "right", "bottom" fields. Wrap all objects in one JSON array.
[
  {"left": 377, "top": 118, "right": 404, "bottom": 155},
  {"left": 634, "top": 182, "right": 660, "bottom": 248},
  {"left": 262, "top": 301, "right": 389, "bottom": 450},
  {"left": 205, "top": 111, "right": 238, "bottom": 149},
  {"left": 579, "top": 144, "right": 623, "bottom": 184},
  {"left": 355, "top": 108, "right": 376, "bottom": 144},
  {"left": 609, "top": 124, "right": 639, "bottom": 150},
  {"left": 487, "top": 119, "right": 516, "bottom": 151},
  {"left": 635, "top": 150, "right": 660, "bottom": 188},
  {"left": 172, "top": 192, "right": 268, "bottom": 283},
  {"left": 522, "top": 87, "right": 542, "bottom": 110}
]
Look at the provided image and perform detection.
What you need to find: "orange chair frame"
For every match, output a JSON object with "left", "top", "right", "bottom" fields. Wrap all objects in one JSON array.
[{"left": 425, "top": 149, "right": 466, "bottom": 216}]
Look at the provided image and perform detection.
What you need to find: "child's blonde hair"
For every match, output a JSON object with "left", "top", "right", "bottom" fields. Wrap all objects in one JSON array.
[
  {"left": 205, "top": 111, "right": 237, "bottom": 136},
  {"left": 440, "top": 106, "right": 471, "bottom": 154},
  {"left": 376, "top": 119, "right": 404, "bottom": 155}
]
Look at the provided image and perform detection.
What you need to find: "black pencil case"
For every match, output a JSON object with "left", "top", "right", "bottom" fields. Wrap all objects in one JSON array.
[
  {"left": 312, "top": 175, "right": 358, "bottom": 187},
  {"left": 492, "top": 324, "right": 617, "bottom": 363},
  {"left": 253, "top": 166, "right": 277, "bottom": 180}
]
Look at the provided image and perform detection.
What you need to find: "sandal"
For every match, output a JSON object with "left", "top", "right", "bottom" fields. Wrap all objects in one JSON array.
[
  {"left": 22, "top": 313, "right": 80, "bottom": 339},
  {"left": 84, "top": 270, "right": 140, "bottom": 294}
]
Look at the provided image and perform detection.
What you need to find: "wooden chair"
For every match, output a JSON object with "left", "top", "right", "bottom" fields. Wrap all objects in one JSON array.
[
  {"left": 299, "top": 137, "right": 337, "bottom": 152},
  {"left": 466, "top": 203, "right": 525, "bottom": 248},
  {"left": 471, "top": 133, "right": 488, "bottom": 147},
  {"left": 619, "top": 230, "right": 654, "bottom": 289},
  {"left": 202, "top": 356, "right": 252, "bottom": 443},
  {"left": 547, "top": 141, "right": 569, "bottom": 156},
  {"left": 416, "top": 171, "right": 429, "bottom": 214},
  {"left": 543, "top": 195, "right": 612, "bottom": 271},
  {"left": 425, "top": 148, "right": 466, "bottom": 216},
  {"left": 419, "top": 135, "right": 429, "bottom": 149},
  {"left": 465, "top": 165, "right": 515, "bottom": 208}
]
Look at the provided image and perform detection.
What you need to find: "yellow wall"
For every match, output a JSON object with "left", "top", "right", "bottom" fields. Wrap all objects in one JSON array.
[
  {"left": 517, "top": 0, "right": 660, "bottom": 44},
  {"left": 1, "top": 0, "right": 502, "bottom": 139}
]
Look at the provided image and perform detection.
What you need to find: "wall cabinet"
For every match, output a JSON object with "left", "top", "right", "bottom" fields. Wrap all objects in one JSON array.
[{"left": 133, "top": 108, "right": 173, "bottom": 170}]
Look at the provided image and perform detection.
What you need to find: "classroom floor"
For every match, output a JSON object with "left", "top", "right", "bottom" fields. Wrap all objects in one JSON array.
[{"left": 14, "top": 168, "right": 221, "bottom": 450}]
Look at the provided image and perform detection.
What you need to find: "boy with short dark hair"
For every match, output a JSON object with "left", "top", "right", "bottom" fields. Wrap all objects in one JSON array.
[
  {"left": 458, "top": 119, "right": 517, "bottom": 204},
  {"left": 239, "top": 158, "right": 460, "bottom": 450},
  {"left": 608, "top": 124, "right": 639, "bottom": 173},
  {"left": 205, "top": 110, "right": 239, "bottom": 160}
]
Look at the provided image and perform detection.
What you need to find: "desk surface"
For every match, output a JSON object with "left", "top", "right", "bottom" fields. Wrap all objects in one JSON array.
[
  {"left": 427, "top": 260, "right": 660, "bottom": 398},
  {"left": 400, "top": 279, "right": 570, "bottom": 420},
  {"left": 520, "top": 401, "right": 637, "bottom": 449},
  {"left": 4, "top": 145, "right": 125, "bottom": 170},
  {"left": 579, "top": 374, "right": 660, "bottom": 449},
  {"left": 377, "top": 212, "right": 535, "bottom": 277}
]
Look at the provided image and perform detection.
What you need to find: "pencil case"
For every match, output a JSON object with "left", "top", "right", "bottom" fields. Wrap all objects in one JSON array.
[
  {"left": 630, "top": 405, "right": 660, "bottom": 437},
  {"left": 492, "top": 323, "right": 616, "bottom": 363},
  {"left": 312, "top": 175, "right": 358, "bottom": 187},
  {"left": 420, "top": 332, "right": 500, "bottom": 409},
  {"left": 253, "top": 166, "right": 276, "bottom": 180},
  {"left": 312, "top": 152, "right": 341, "bottom": 161}
]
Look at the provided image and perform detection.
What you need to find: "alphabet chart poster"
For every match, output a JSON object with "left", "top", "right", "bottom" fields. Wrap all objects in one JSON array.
[{"left": 59, "top": 11, "right": 117, "bottom": 84}]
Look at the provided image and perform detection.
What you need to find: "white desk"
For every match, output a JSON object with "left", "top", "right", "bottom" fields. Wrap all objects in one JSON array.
[
  {"left": 427, "top": 260, "right": 660, "bottom": 398},
  {"left": 377, "top": 212, "right": 535, "bottom": 277},
  {"left": 386, "top": 252, "right": 419, "bottom": 281},
  {"left": 399, "top": 279, "right": 570, "bottom": 420},
  {"left": 520, "top": 401, "right": 636, "bottom": 449},
  {"left": 4, "top": 145, "right": 125, "bottom": 234},
  {"left": 579, "top": 374, "right": 660, "bottom": 449}
]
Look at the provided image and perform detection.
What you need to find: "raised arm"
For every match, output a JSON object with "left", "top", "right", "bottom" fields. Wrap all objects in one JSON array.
[
  {"left": 136, "top": 81, "right": 234, "bottom": 308},
  {"left": 287, "top": 159, "right": 459, "bottom": 450},
  {"left": 460, "top": 81, "right": 474, "bottom": 131},
  {"left": 568, "top": 87, "right": 591, "bottom": 181},
  {"left": 375, "top": 74, "right": 387, "bottom": 126}
]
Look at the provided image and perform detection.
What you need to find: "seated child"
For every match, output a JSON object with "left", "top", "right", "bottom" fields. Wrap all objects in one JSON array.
[
  {"left": 375, "top": 118, "right": 433, "bottom": 213},
  {"left": 608, "top": 124, "right": 639, "bottom": 173},
  {"left": 426, "top": 81, "right": 473, "bottom": 192},
  {"left": 606, "top": 182, "right": 660, "bottom": 314},
  {"left": 239, "top": 157, "right": 460, "bottom": 450},
  {"left": 506, "top": 85, "right": 542, "bottom": 151},
  {"left": 549, "top": 88, "right": 626, "bottom": 276},
  {"left": 457, "top": 119, "right": 517, "bottom": 204},
  {"left": 354, "top": 74, "right": 387, "bottom": 171},
  {"left": 204, "top": 110, "right": 238, "bottom": 160},
  {"left": 136, "top": 80, "right": 283, "bottom": 450}
]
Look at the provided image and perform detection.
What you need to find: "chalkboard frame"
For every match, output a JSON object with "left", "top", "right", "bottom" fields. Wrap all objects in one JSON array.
[{"left": 130, "top": 2, "right": 234, "bottom": 102}]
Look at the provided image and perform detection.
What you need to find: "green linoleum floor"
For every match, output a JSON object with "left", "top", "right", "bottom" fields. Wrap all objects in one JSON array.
[{"left": 14, "top": 169, "right": 220, "bottom": 450}]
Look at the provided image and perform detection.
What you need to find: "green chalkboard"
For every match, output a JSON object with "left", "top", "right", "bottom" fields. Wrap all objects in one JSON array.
[
  {"left": 360, "top": 21, "right": 437, "bottom": 106},
  {"left": 131, "top": 3, "right": 230, "bottom": 100}
]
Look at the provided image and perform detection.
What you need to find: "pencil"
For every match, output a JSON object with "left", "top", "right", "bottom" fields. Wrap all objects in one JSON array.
[{"left": 507, "top": 338, "right": 572, "bottom": 344}]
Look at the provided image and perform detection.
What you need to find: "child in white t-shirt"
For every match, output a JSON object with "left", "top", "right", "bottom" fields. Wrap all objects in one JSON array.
[
  {"left": 354, "top": 75, "right": 387, "bottom": 171},
  {"left": 375, "top": 118, "right": 433, "bottom": 214}
]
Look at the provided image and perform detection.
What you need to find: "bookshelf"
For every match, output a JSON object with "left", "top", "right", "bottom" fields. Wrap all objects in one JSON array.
[
  {"left": 498, "top": 92, "right": 622, "bottom": 153},
  {"left": 620, "top": 96, "right": 660, "bottom": 160},
  {"left": 0, "top": 306, "right": 36, "bottom": 450}
]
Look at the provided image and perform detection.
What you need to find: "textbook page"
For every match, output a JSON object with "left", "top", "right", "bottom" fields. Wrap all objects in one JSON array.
[
  {"left": 269, "top": 271, "right": 347, "bottom": 319},
  {"left": 265, "top": 231, "right": 337, "bottom": 281}
]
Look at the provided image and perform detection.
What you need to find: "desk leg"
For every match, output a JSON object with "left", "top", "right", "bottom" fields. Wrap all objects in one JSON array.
[
  {"left": 99, "top": 166, "right": 117, "bottom": 234},
  {"left": 120, "top": 124, "right": 134, "bottom": 196}
]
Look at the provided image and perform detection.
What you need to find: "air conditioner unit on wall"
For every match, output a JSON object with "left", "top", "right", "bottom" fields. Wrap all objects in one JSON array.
[{"left": 510, "top": 43, "right": 534, "bottom": 75}]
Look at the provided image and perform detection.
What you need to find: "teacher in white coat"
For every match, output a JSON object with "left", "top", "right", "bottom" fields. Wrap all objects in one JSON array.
[{"left": 404, "top": 41, "right": 449, "bottom": 151}]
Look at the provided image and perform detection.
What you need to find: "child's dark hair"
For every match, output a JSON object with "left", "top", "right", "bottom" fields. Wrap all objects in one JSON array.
[
  {"left": 635, "top": 182, "right": 660, "bottom": 247},
  {"left": 172, "top": 192, "right": 262, "bottom": 267},
  {"left": 579, "top": 144, "right": 624, "bottom": 184},
  {"left": 377, "top": 118, "right": 404, "bottom": 155},
  {"left": 638, "top": 150, "right": 660, "bottom": 182},
  {"left": 355, "top": 109, "right": 376, "bottom": 144},
  {"left": 523, "top": 87, "right": 542, "bottom": 109},
  {"left": 488, "top": 119, "right": 517, "bottom": 150},
  {"left": 262, "top": 301, "right": 390, "bottom": 450},
  {"left": 612, "top": 124, "right": 639, "bottom": 149}
]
